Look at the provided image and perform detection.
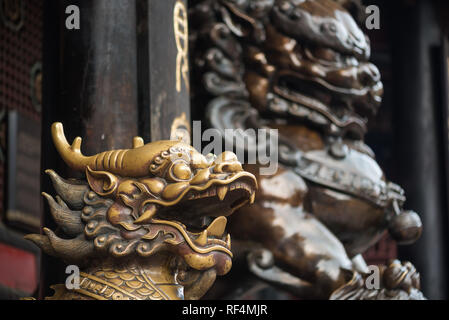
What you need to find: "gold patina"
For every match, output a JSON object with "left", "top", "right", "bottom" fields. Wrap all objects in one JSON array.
[{"left": 26, "top": 122, "right": 257, "bottom": 300}]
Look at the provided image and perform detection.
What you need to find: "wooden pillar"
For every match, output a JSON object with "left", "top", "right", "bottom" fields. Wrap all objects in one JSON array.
[
  {"left": 40, "top": 0, "right": 192, "bottom": 298},
  {"left": 40, "top": 0, "right": 139, "bottom": 298},
  {"left": 138, "top": 0, "right": 191, "bottom": 143}
]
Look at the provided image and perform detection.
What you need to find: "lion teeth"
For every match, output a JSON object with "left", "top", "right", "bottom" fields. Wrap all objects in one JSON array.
[
  {"left": 250, "top": 192, "right": 255, "bottom": 205},
  {"left": 217, "top": 185, "right": 228, "bottom": 201},
  {"left": 195, "top": 230, "right": 208, "bottom": 246},
  {"left": 207, "top": 216, "right": 227, "bottom": 237}
]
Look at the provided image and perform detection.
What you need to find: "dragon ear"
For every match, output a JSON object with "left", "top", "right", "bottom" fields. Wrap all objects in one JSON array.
[{"left": 86, "top": 166, "right": 118, "bottom": 196}]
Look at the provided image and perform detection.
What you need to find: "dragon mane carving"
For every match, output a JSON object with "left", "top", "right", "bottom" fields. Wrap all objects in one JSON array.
[
  {"left": 190, "top": 0, "right": 425, "bottom": 299},
  {"left": 26, "top": 122, "right": 257, "bottom": 300}
]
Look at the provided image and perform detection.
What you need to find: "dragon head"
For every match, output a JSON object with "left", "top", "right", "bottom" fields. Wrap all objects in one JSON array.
[{"left": 26, "top": 123, "right": 257, "bottom": 298}]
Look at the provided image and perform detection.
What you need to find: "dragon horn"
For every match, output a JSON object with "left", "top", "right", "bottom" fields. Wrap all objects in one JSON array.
[
  {"left": 51, "top": 122, "right": 92, "bottom": 172},
  {"left": 51, "top": 122, "right": 190, "bottom": 177}
]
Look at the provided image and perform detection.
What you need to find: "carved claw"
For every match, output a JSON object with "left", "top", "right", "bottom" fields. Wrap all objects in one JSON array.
[
  {"left": 45, "top": 169, "right": 88, "bottom": 209},
  {"left": 24, "top": 234, "right": 57, "bottom": 256},
  {"left": 330, "top": 260, "right": 426, "bottom": 300},
  {"left": 42, "top": 228, "right": 94, "bottom": 263},
  {"left": 42, "top": 192, "right": 83, "bottom": 237}
]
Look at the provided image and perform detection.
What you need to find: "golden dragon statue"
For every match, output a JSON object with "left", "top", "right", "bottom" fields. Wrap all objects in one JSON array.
[{"left": 25, "top": 122, "right": 257, "bottom": 300}]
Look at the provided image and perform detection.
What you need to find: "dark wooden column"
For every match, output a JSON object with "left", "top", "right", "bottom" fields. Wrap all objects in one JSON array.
[
  {"left": 40, "top": 0, "right": 192, "bottom": 298},
  {"left": 40, "top": 0, "right": 139, "bottom": 298},
  {"left": 390, "top": 0, "right": 449, "bottom": 299},
  {"left": 138, "top": 0, "right": 191, "bottom": 143},
  {"left": 57, "top": 0, "right": 139, "bottom": 154}
]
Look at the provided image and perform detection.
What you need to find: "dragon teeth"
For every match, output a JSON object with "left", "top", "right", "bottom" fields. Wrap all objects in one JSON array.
[
  {"left": 207, "top": 216, "right": 227, "bottom": 237},
  {"left": 217, "top": 185, "right": 228, "bottom": 201},
  {"left": 134, "top": 205, "right": 157, "bottom": 224},
  {"left": 226, "top": 234, "right": 231, "bottom": 249},
  {"left": 250, "top": 192, "right": 255, "bottom": 205},
  {"left": 195, "top": 230, "right": 208, "bottom": 246}
]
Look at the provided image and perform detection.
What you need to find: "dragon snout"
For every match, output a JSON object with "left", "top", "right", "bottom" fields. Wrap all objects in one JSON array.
[{"left": 212, "top": 151, "right": 243, "bottom": 174}]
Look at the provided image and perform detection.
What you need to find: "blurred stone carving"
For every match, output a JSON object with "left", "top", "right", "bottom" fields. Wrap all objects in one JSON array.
[{"left": 190, "top": 0, "right": 424, "bottom": 299}]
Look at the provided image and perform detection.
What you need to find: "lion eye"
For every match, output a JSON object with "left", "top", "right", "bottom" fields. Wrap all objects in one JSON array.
[{"left": 172, "top": 162, "right": 192, "bottom": 180}]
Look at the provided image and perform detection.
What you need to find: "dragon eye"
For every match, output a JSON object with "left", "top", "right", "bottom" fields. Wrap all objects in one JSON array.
[{"left": 172, "top": 162, "right": 192, "bottom": 180}]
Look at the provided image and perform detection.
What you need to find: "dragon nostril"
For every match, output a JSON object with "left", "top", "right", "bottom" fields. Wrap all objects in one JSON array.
[
  {"left": 213, "top": 162, "right": 243, "bottom": 173},
  {"left": 212, "top": 151, "right": 242, "bottom": 173},
  {"left": 215, "top": 151, "right": 238, "bottom": 163},
  {"left": 223, "top": 163, "right": 242, "bottom": 172}
]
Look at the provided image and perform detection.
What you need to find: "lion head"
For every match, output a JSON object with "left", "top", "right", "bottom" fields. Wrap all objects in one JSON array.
[
  {"left": 190, "top": 0, "right": 422, "bottom": 282},
  {"left": 191, "top": 0, "right": 382, "bottom": 139}
]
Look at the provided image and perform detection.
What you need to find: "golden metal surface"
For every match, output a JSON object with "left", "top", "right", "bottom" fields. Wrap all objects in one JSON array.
[{"left": 26, "top": 122, "right": 257, "bottom": 300}]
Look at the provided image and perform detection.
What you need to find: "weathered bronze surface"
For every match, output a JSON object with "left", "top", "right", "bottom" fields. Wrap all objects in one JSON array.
[
  {"left": 26, "top": 122, "right": 257, "bottom": 300},
  {"left": 190, "top": 0, "right": 424, "bottom": 299}
]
